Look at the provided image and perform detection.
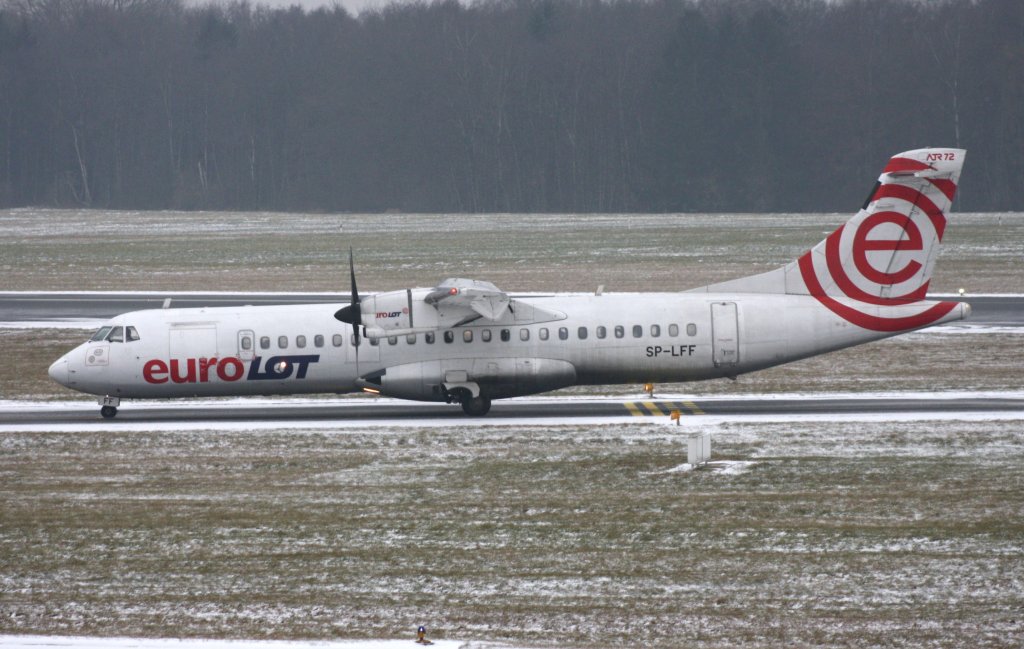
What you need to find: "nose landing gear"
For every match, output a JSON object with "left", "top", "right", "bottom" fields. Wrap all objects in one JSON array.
[{"left": 98, "top": 396, "right": 120, "bottom": 419}]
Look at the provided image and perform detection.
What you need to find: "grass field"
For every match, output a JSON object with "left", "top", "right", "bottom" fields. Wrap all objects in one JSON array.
[
  {"left": 1, "top": 418, "right": 1022, "bottom": 647},
  {"left": 1, "top": 210, "right": 1022, "bottom": 293}
]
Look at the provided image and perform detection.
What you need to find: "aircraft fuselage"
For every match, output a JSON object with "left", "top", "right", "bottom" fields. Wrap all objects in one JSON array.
[{"left": 49, "top": 292, "right": 968, "bottom": 402}]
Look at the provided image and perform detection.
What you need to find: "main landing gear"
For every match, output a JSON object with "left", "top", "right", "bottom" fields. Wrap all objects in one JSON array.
[
  {"left": 461, "top": 395, "right": 491, "bottom": 416},
  {"left": 100, "top": 405, "right": 118, "bottom": 419},
  {"left": 444, "top": 383, "right": 491, "bottom": 416}
]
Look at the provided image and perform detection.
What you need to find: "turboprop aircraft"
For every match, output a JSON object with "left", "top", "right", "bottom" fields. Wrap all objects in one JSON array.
[{"left": 49, "top": 148, "right": 970, "bottom": 418}]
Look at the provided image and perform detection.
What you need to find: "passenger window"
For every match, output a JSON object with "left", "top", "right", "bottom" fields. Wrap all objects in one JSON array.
[
  {"left": 406, "top": 334, "right": 416, "bottom": 344},
  {"left": 261, "top": 336, "right": 271, "bottom": 350},
  {"left": 425, "top": 332, "right": 435, "bottom": 344},
  {"left": 482, "top": 329, "right": 492, "bottom": 342},
  {"left": 351, "top": 334, "right": 358, "bottom": 346},
  {"left": 463, "top": 330, "right": 473, "bottom": 343},
  {"left": 107, "top": 326, "right": 124, "bottom": 343},
  {"left": 126, "top": 326, "right": 141, "bottom": 342},
  {"left": 539, "top": 328, "right": 549, "bottom": 341},
  {"left": 500, "top": 329, "right": 511, "bottom": 342},
  {"left": 651, "top": 325, "right": 661, "bottom": 337},
  {"left": 687, "top": 323, "right": 698, "bottom": 336},
  {"left": 444, "top": 331, "right": 454, "bottom": 343},
  {"left": 241, "top": 335, "right": 252, "bottom": 351},
  {"left": 296, "top": 335, "right": 307, "bottom": 348},
  {"left": 90, "top": 326, "right": 113, "bottom": 342},
  {"left": 614, "top": 325, "right": 624, "bottom": 339},
  {"left": 520, "top": 328, "right": 529, "bottom": 341},
  {"left": 669, "top": 324, "right": 679, "bottom": 337},
  {"left": 558, "top": 327, "right": 568, "bottom": 341},
  {"left": 632, "top": 325, "right": 643, "bottom": 338},
  {"left": 314, "top": 334, "right": 324, "bottom": 348},
  {"left": 596, "top": 326, "right": 606, "bottom": 339},
  {"left": 278, "top": 335, "right": 288, "bottom": 349},
  {"left": 333, "top": 334, "right": 343, "bottom": 347},
  {"left": 388, "top": 336, "right": 398, "bottom": 345},
  {"left": 369, "top": 337, "right": 379, "bottom": 346},
  {"left": 577, "top": 326, "right": 588, "bottom": 340}
]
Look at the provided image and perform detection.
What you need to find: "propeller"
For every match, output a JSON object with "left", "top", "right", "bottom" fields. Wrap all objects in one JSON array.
[{"left": 334, "top": 248, "right": 362, "bottom": 372}]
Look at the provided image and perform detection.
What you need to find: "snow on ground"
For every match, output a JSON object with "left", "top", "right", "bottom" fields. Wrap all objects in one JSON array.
[
  {"left": 0, "top": 636, "right": 522, "bottom": 649},
  {"left": 18, "top": 408, "right": 1004, "bottom": 436},
  {"left": 0, "top": 320, "right": 105, "bottom": 330}
]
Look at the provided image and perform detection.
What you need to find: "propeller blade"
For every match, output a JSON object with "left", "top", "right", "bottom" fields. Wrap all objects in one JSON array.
[
  {"left": 334, "top": 248, "right": 363, "bottom": 332},
  {"left": 349, "top": 246, "right": 360, "bottom": 309},
  {"left": 334, "top": 248, "right": 362, "bottom": 374}
]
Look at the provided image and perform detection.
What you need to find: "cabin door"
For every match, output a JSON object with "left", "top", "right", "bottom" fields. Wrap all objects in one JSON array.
[{"left": 710, "top": 302, "right": 739, "bottom": 367}]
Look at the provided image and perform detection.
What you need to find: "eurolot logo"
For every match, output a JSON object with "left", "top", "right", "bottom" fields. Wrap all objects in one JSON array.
[
  {"left": 376, "top": 307, "right": 410, "bottom": 319},
  {"left": 143, "top": 355, "right": 320, "bottom": 384},
  {"left": 798, "top": 170, "right": 958, "bottom": 332}
]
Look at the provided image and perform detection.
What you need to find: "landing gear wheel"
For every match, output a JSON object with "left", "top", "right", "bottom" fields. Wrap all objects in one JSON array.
[
  {"left": 100, "top": 405, "right": 118, "bottom": 419},
  {"left": 461, "top": 396, "right": 491, "bottom": 416}
]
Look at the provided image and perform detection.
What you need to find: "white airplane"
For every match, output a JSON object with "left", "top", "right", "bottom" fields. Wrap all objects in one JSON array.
[{"left": 49, "top": 147, "right": 969, "bottom": 418}]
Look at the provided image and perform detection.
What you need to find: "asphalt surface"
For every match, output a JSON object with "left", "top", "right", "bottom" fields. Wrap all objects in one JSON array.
[
  {"left": 2, "top": 395, "right": 1022, "bottom": 425},
  {"left": 1, "top": 292, "right": 1022, "bottom": 326}
]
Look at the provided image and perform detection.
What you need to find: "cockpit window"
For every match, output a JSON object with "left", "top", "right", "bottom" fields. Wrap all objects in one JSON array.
[
  {"left": 90, "top": 326, "right": 113, "bottom": 342},
  {"left": 107, "top": 326, "right": 124, "bottom": 343},
  {"left": 126, "top": 326, "right": 141, "bottom": 342}
]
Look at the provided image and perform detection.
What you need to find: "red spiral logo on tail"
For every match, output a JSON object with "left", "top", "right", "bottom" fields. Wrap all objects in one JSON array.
[{"left": 798, "top": 178, "right": 959, "bottom": 332}]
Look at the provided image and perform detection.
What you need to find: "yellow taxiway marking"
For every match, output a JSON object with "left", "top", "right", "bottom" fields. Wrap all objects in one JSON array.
[
  {"left": 682, "top": 400, "right": 705, "bottom": 415},
  {"left": 643, "top": 401, "right": 666, "bottom": 416},
  {"left": 624, "top": 402, "right": 646, "bottom": 417},
  {"left": 623, "top": 400, "right": 706, "bottom": 416}
]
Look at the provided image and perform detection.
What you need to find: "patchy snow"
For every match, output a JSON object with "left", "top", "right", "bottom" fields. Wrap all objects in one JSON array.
[
  {"left": 908, "top": 324, "right": 1024, "bottom": 335},
  {"left": 661, "top": 462, "right": 694, "bottom": 473},
  {"left": 711, "top": 460, "right": 758, "bottom": 475},
  {"left": 0, "top": 636, "right": 523, "bottom": 649},
  {"left": 0, "top": 320, "right": 105, "bottom": 330},
  {"left": 658, "top": 461, "right": 756, "bottom": 475}
]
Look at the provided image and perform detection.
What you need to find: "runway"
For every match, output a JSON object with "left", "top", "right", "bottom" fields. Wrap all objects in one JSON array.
[
  {"left": 3, "top": 394, "right": 1022, "bottom": 426},
  {"left": 1, "top": 291, "right": 1022, "bottom": 326}
]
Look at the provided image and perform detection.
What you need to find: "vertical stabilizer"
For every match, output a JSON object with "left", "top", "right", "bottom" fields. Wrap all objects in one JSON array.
[{"left": 689, "top": 148, "right": 966, "bottom": 331}]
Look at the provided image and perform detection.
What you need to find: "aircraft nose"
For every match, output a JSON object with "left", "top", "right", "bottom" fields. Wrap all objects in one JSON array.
[{"left": 48, "top": 355, "right": 69, "bottom": 387}]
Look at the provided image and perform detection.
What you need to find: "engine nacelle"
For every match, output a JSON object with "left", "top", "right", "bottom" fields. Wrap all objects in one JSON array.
[
  {"left": 367, "top": 357, "right": 577, "bottom": 402},
  {"left": 360, "top": 288, "right": 435, "bottom": 334}
]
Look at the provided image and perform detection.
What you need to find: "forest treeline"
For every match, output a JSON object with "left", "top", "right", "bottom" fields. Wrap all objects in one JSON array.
[{"left": 1, "top": 0, "right": 1022, "bottom": 213}]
